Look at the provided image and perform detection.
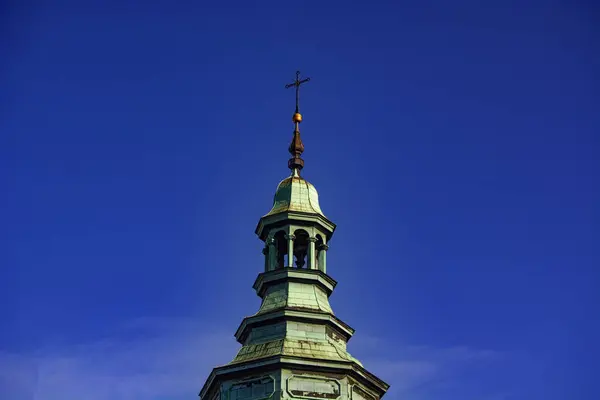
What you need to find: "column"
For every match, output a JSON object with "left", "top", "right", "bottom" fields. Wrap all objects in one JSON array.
[
  {"left": 262, "top": 246, "right": 269, "bottom": 272},
  {"left": 308, "top": 237, "right": 317, "bottom": 269},
  {"left": 285, "top": 234, "right": 295, "bottom": 268},
  {"left": 317, "top": 243, "right": 329, "bottom": 274},
  {"left": 267, "top": 237, "right": 277, "bottom": 270}
]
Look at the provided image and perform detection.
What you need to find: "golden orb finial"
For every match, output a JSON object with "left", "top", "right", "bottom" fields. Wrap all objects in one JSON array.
[{"left": 293, "top": 112, "right": 303, "bottom": 123}]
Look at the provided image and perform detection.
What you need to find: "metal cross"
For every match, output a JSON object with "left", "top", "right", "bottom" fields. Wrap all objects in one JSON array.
[{"left": 285, "top": 71, "right": 310, "bottom": 113}]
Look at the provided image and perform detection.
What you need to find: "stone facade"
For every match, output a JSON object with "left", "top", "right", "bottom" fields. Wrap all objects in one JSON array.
[{"left": 215, "top": 370, "right": 381, "bottom": 400}]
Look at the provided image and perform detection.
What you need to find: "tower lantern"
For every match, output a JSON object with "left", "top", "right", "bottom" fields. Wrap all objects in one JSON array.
[{"left": 199, "top": 71, "right": 389, "bottom": 400}]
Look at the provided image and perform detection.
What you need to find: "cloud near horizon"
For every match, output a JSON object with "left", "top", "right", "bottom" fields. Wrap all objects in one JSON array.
[{"left": 0, "top": 318, "right": 500, "bottom": 400}]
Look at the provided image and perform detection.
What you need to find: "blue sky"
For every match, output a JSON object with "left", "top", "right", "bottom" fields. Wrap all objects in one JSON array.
[{"left": 1, "top": 1, "right": 598, "bottom": 399}]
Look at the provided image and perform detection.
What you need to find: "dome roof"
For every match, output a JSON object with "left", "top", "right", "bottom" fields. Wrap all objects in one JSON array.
[{"left": 264, "top": 172, "right": 325, "bottom": 217}]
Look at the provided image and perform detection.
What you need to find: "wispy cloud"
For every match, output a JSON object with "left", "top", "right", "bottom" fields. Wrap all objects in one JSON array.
[
  {"left": 0, "top": 318, "right": 239, "bottom": 400},
  {"left": 350, "top": 335, "right": 502, "bottom": 400},
  {"left": 0, "top": 318, "right": 502, "bottom": 400}
]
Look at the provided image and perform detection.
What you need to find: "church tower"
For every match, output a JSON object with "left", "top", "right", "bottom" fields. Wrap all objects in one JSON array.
[{"left": 199, "top": 72, "right": 389, "bottom": 400}]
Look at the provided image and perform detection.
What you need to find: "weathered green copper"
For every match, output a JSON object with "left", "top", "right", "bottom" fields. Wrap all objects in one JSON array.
[
  {"left": 265, "top": 170, "right": 325, "bottom": 218},
  {"left": 198, "top": 73, "right": 389, "bottom": 400}
]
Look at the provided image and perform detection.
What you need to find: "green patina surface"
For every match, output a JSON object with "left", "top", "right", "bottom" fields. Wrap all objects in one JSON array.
[
  {"left": 230, "top": 292, "right": 363, "bottom": 367},
  {"left": 199, "top": 141, "right": 389, "bottom": 400},
  {"left": 257, "top": 282, "right": 332, "bottom": 315},
  {"left": 264, "top": 172, "right": 325, "bottom": 218},
  {"left": 231, "top": 336, "right": 362, "bottom": 366}
]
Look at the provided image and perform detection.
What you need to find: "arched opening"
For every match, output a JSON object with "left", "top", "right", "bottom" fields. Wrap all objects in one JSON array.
[
  {"left": 273, "top": 231, "right": 287, "bottom": 269},
  {"left": 293, "top": 229, "right": 309, "bottom": 269},
  {"left": 315, "top": 234, "right": 324, "bottom": 271}
]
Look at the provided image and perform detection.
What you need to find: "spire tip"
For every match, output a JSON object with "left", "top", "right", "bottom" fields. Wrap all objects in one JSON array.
[{"left": 285, "top": 71, "right": 310, "bottom": 173}]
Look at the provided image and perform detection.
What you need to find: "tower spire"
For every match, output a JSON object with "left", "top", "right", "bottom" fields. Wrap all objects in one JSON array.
[
  {"left": 198, "top": 71, "right": 390, "bottom": 400},
  {"left": 285, "top": 71, "right": 310, "bottom": 174}
]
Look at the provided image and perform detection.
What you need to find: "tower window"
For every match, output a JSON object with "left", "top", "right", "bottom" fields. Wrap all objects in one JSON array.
[
  {"left": 293, "top": 229, "right": 309, "bottom": 268},
  {"left": 273, "top": 231, "right": 287, "bottom": 269}
]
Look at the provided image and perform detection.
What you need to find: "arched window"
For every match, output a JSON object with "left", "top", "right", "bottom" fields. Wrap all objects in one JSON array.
[
  {"left": 293, "top": 229, "right": 310, "bottom": 269},
  {"left": 273, "top": 231, "right": 287, "bottom": 269}
]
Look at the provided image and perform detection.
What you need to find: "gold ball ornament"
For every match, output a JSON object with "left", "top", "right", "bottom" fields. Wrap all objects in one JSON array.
[{"left": 292, "top": 112, "right": 303, "bottom": 123}]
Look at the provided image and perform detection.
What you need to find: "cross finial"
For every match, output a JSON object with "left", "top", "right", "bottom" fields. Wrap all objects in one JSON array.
[
  {"left": 285, "top": 71, "right": 310, "bottom": 114},
  {"left": 284, "top": 71, "right": 310, "bottom": 174}
]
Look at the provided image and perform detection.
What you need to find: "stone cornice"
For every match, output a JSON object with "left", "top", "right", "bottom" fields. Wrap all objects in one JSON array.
[
  {"left": 199, "top": 355, "right": 390, "bottom": 400},
  {"left": 255, "top": 211, "right": 336, "bottom": 241},
  {"left": 253, "top": 269, "right": 338, "bottom": 298},
  {"left": 234, "top": 307, "right": 355, "bottom": 345}
]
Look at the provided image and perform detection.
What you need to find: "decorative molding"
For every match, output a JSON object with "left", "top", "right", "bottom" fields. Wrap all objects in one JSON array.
[
  {"left": 252, "top": 269, "right": 338, "bottom": 298},
  {"left": 200, "top": 356, "right": 390, "bottom": 400},
  {"left": 255, "top": 211, "right": 337, "bottom": 242},
  {"left": 351, "top": 385, "right": 376, "bottom": 400},
  {"left": 287, "top": 375, "right": 341, "bottom": 400},
  {"left": 227, "top": 375, "right": 276, "bottom": 400}
]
